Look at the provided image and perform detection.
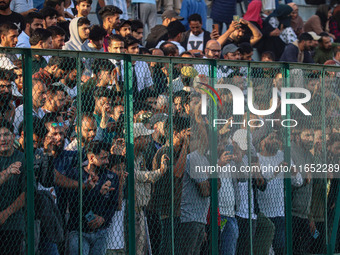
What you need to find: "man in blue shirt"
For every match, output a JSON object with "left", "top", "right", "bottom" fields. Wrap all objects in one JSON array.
[{"left": 67, "top": 141, "right": 119, "bottom": 255}]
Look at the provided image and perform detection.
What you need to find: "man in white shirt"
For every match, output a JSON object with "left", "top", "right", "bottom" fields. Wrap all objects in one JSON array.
[
  {"left": 17, "top": 11, "right": 43, "bottom": 48},
  {"left": 14, "top": 78, "right": 47, "bottom": 135},
  {"left": 156, "top": 20, "right": 186, "bottom": 55}
]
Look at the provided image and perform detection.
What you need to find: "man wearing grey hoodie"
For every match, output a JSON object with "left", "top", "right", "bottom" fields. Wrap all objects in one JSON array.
[{"left": 63, "top": 17, "right": 90, "bottom": 51}]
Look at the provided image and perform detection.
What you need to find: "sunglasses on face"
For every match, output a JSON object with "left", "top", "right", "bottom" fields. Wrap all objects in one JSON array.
[{"left": 50, "top": 122, "right": 64, "bottom": 128}]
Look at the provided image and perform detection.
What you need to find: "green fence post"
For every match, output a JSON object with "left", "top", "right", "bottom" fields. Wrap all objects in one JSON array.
[
  {"left": 124, "top": 54, "right": 135, "bottom": 255},
  {"left": 209, "top": 59, "right": 218, "bottom": 255},
  {"left": 23, "top": 49, "right": 35, "bottom": 255},
  {"left": 283, "top": 63, "right": 293, "bottom": 255},
  {"left": 168, "top": 59, "right": 175, "bottom": 255},
  {"left": 76, "top": 55, "right": 83, "bottom": 255},
  {"left": 329, "top": 189, "right": 340, "bottom": 254},
  {"left": 246, "top": 62, "right": 253, "bottom": 255},
  {"left": 321, "top": 68, "right": 329, "bottom": 254}
]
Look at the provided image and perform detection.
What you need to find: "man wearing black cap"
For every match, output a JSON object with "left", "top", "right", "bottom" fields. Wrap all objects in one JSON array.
[
  {"left": 98, "top": 5, "right": 122, "bottom": 52},
  {"left": 145, "top": 10, "right": 183, "bottom": 49},
  {"left": 116, "top": 19, "right": 131, "bottom": 38},
  {"left": 156, "top": 20, "right": 186, "bottom": 54}
]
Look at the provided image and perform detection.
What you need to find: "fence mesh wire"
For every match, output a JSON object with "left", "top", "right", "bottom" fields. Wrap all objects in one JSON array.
[{"left": 0, "top": 49, "right": 339, "bottom": 255}]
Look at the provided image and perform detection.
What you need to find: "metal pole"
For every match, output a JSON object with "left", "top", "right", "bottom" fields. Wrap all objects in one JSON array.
[
  {"left": 124, "top": 54, "right": 135, "bottom": 255},
  {"left": 76, "top": 54, "right": 83, "bottom": 255},
  {"left": 246, "top": 63, "right": 253, "bottom": 255},
  {"left": 168, "top": 60, "right": 175, "bottom": 255},
  {"left": 23, "top": 49, "right": 34, "bottom": 255},
  {"left": 283, "top": 64, "right": 293, "bottom": 255},
  {"left": 209, "top": 59, "right": 218, "bottom": 255}
]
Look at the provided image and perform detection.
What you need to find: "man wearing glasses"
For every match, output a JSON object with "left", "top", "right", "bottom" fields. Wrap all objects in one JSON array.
[{"left": 194, "top": 40, "right": 223, "bottom": 79}]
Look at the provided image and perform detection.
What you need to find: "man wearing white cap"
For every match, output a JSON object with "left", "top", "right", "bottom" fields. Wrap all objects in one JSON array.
[{"left": 133, "top": 122, "right": 169, "bottom": 255}]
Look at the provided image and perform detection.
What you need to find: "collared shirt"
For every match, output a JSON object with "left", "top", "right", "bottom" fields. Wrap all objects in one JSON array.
[{"left": 17, "top": 31, "right": 30, "bottom": 48}]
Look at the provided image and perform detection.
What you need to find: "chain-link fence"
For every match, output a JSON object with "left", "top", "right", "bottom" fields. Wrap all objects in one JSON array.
[{"left": 0, "top": 48, "right": 339, "bottom": 255}]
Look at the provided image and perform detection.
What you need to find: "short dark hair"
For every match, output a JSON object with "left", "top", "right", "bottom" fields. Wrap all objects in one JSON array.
[
  {"left": 159, "top": 41, "right": 178, "bottom": 56},
  {"left": 298, "top": 32, "right": 313, "bottom": 42},
  {"left": 319, "top": 32, "right": 330, "bottom": 42},
  {"left": 86, "top": 141, "right": 111, "bottom": 155},
  {"left": 77, "top": 17, "right": 90, "bottom": 27},
  {"left": 173, "top": 90, "right": 190, "bottom": 105},
  {"left": 47, "top": 25, "right": 66, "bottom": 38},
  {"left": 29, "top": 28, "right": 52, "bottom": 46},
  {"left": 0, "top": 68, "right": 14, "bottom": 82},
  {"left": 239, "top": 42, "right": 253, "bottom": 54},
  {"left": 108, "top": 34, "right": 124, "bottom": 46},
  {"left": 124, "top": 34, "right": 140, "bottom": 48},
  {"left": 91, "top": 59, "right": 116, "bottom": 76},
  {"left": 25, "top": 12, "right": 43, "bottom": 25},
  {"left": 261, "top": 51, "right": 275, "bottom": 61},
  {"left": 328, "top": 133, "right": 340, "bottom": 147},
  {"left": 180, "top": 51, "right": 193, "bottom": 57},
  {"left": 89, "top": 25, "right": 106, "bottom": 41},
  {"left": 39, "top": 7, "right": 59, "bottom": 19},
  {"left": 0, "top": 119, "right": 14, "bottom": 133},
  {"left": 98, "top": 5, "right": 123, "bottom": 20},
  {"left": 76, "top": 0, "right": 92, "bottom": 5},
  {"left": 0, "top": 22, "right": 18, "bottom": 39},
  {"left": 167, "top": 20, "right": 185, "bottom": 39},
  {"left": 42, "top": 112, "right": 63, "bottom": 127},
  {"left": 139, "top": 47, "right": 151, "bottom": 55},
  {"left": 47, "top": 56, "right": 75, "bottom": 71},
  {"left": 164, "top": 116, "right": 190, "bottom": 138},
  {"left": 131, "top": 20, "right": 143, "bottom": 32},
  {"left": 93, "top": 87, "right": 114, "bottom": 98},
  {"left": 44, "top": 0, "right": 64, "bottom": 8},
  {"left": 188, "top": 13, "right": 202, "bottom": 24}
]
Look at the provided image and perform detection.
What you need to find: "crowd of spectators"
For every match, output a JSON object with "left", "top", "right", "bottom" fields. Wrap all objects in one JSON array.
[{"left": 0, "top": 0, "right": 340, "bottom": 255}]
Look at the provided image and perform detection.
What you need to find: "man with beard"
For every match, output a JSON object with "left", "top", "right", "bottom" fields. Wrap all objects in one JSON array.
[
  {"left": 17, "top": 12, "right": 43, "bottom": 48},
  {"left": 181, "top": 14, "right": 211, "bottom": 53},
  {"left": 280, "top": 33, "right": 314, "bottom": 63},
  {"left": 65, "top": 113, "right": 97, "bottom": 152},
  {"left": 67, "top": 141, "right": 119, "bottom": 255},
  {"left": 0, "top": 0, "right": 25, "bottom": 33},
  {"left": 194, "top": 40, "right": 223, "bottom": 79},
  {"left": 13, "top": 78, "right": 47, "bottom": 135},
  {"left": 148, "top": 116, "right": 190, "bottom": 254},
  {"left": 314, "top": 32, "right": 340, "bottom": 64},
  {"left": 0, "top": 22, "right": 20, "bottom": 64},
  {"left": 257, "top": 132, "right": 302, "bottom": 255},
  {"left": 0, "top": 120, "right": 26, "bottom": 255},
  {"left": 33, "top": 56, "right": 69, "bottom": 87},
  {"left": 41, "top": 83, "right": 67, "bottom": 115},
  {"left": 173, "top": 90, "right": 190, "bottom": 117},
  {"left": 291, "top": 123, "right": 315, "bottom": 255},
  {"left": 327, "top": 133, "right": 340, "bottom": 252},
  {"left": 0, "top": 67, "right": 16, "bottom": 125}
]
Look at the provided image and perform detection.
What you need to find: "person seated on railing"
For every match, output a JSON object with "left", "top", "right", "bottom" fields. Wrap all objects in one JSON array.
[
  {"left": 29, "top": 28, "right": 53, "bottom": 73},
  {"left": 47, "top": 25, "right": 66, "bottom": 49},
  {"left": 66, "top": 141, "right": 119, "bottom": 255},
  {"left": 17, "top": 12, "right": 43, "bottom": 49},
  {"left": 63, "top": 17, "right": 90, "bottom": 51},
  {"left": 0, "top": 120, "right": 26, "bottom": 255},
  {"left": 13, "top": 78, "right": 47, "bottom": 135}
]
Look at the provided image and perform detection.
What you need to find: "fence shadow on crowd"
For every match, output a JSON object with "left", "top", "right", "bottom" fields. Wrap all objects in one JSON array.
[{"left": 0, "top": 48, "right": 340, "bottom": 255}]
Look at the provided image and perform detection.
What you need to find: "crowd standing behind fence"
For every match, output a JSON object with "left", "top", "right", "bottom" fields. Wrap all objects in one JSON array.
[{"left": 0, "top": 0, "right": 340, "bottom": 254}]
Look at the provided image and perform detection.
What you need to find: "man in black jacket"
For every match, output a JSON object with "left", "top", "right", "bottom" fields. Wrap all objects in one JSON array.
[
  {"left": 181, "top": 14, "right": 211, "bottom": 54},
  {"left": 280, "top": 32, "right": 314, "bottom": 63}
]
